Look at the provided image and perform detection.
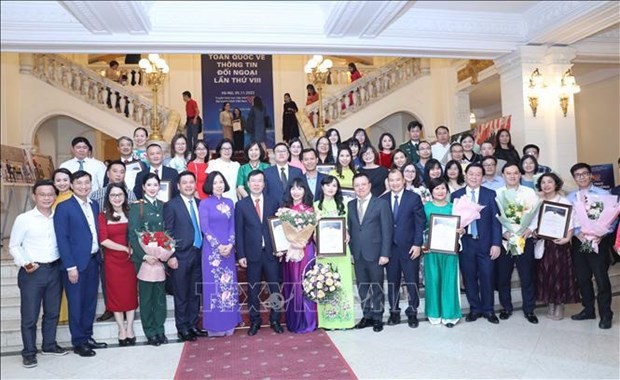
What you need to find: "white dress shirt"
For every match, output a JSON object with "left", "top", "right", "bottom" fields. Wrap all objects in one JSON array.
[
  {"left": 9, "top": 207, "right": 59, "bottom": 267},
  {"left": 431, "top": 143, "right": 451, "bottom": 164},
  {"left": 250, "top": 194, "right": 265, "bottom": 247},
  {"left": 75, "top": 195, "right": 99, "bottom": 255},
  {"left": 181, "top": 194, "right": 201, "bottom": 232},
  {"left": 207, "top": 159, "right": 240, "bottom": 203},
  {"left": 391, "top": 189, "right": 404, "bottom": 212},
  {"left": 59, "top": 157, "right": 106, "bottom": 193}
]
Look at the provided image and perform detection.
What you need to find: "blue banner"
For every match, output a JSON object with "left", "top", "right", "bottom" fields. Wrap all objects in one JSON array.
[{"left": 201, "top": 54, "right": 275, "bottom": 149}]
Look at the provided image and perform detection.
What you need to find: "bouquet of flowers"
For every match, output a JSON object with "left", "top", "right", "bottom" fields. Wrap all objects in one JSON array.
[
  {"left": 496, "top": 189, "right": 541, "bottom": 256},
  {"left": 136, "top": 230, "right": 176, "bottom": 282},
  {"left": 574, "top": 192, "right": 620, "bottom": 253},
  {"left": 452, "top": 196, "right": 485, "bottom": 228},
  {"left": 302, "top": 262, "right": 342, "bottom": 303},
  {"left": 275, "top": 207, "right": 317, "bottom": 262}
]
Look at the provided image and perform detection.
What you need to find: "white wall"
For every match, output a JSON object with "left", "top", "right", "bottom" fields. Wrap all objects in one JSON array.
[{"left": 1, "top": 53, "right": 21, "bottom": 146}]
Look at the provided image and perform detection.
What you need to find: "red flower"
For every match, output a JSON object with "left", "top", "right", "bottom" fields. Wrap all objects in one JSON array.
[{"left": 141, "top": 232, "right": 152, "bottom": 245}]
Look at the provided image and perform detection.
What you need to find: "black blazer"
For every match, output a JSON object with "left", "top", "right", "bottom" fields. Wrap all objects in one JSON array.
[
  {"left": 234, "top": 194, "right": 280, "bottom": 263},
  {"left": 306, "top": 172, "right": 326, "bottom": 202},
  {"left": 263, "top": 165, "right": 304, "bottom": 204},
  {"left": 133, "top": 166, "right": 179, "bottom": 200},
  {"left": 347, "top": 196, "right": 393, "bottom": 262},
  {"left": 163, "top": 195, "right": 201, "bottom": 255},
  {"left": 380, "top": 190, "right": 425, "bottom": 253}
]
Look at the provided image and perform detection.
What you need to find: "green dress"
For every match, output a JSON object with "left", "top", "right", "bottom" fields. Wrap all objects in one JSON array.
[
  {"left": 236, "top": 161, "right": 270, "bottom": 194},
  {"left": 328, "top": 168, "right": 354, "bottom": 188},
  {"left": 314, "top": 199, "right": 356, "bottom": 329},
  {"left": 423, "top": 202, "right": 462, "bottom": 324},
  {"left": 128, "top": 198, "right": 167, "bottom": 339}
]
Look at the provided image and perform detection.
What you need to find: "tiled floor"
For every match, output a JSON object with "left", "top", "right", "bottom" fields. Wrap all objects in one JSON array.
[{"left": 1, "top": 301, "right": 618, "bottom": 379}]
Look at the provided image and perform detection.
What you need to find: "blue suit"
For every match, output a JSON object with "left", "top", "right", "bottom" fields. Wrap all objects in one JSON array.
[
  {"left": 164, "top": 195, "right": 202, "bottom": 335},
  {"left": 381, "top": 190, "right": 426, "bottom": 317},
  {"left": 452, "top": 186, "right": 502, "bottom": 315},
  {"left": 234, "top": 194, "right": 282, "bottom": 324},
  {"left": 54, "top": 196, "right": 100, "bottom": 347},
  {"left": 133, "top": 166, "right": 179, "bottom": 200},
  {"left": 263, "top": 165, "right": 303, "bottom": 204},
  {"left": 306, "top": 172, "right": 326, "bottom": 202}
]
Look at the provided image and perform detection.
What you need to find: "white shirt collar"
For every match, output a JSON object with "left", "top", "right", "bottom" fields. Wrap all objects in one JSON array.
[
  {"left": 392, "top": 189, "right": 405, "bottom": 199},
  {"left": 251, "top": 193, "right": 263, "bottom": 203},
  {"left": 180, "top": 194, "right": 195, "bottom": 203},
  {"left": 73, "top": 194, "right": 91, "bottom": 205},
  {"left": 276, "top": 163, "right": 289, "bottom": 171}
]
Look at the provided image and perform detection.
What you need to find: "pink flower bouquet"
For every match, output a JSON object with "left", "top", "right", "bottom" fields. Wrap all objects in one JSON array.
[
  {"left": 136, "top": 230, "right": 176, "bottom": 282},
  {"left": 452, "top": 196, "right": 485, "bottom": 228},
  {"left": 574, "top": 193, "right": 620, "bottom": 253}
]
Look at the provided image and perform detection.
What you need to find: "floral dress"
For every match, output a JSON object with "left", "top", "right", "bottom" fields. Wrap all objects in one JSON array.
[{"left": 198, "top": 195, "right": 240, "bottom": 335}]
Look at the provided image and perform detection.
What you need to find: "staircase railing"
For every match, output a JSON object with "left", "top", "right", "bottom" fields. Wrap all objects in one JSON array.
[
  {"left": 305, "top": 58, "right": 428, "bottom": 128},
  {"left": 29, "top": 54, "right": 182, "bottom": 137}
]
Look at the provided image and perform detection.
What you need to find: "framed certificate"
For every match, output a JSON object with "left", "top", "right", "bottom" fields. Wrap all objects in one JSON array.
[
  {"left": 316, "top": 164, "right": 335, "bottom": 175},
  {"left": 232, "top": 120, "right": 242, "bottom": 132},
  {"left": 537, "top": 201, "right": 572, "bottom": 240},
  {"left": 341, "top": 187, "right": 356, "bottom": 205},
  {"left": 428, "top": 214, "right": 461, "bottom": 254},
  {"left": 268, "top": 217, "right": 289, "bottom": 254},
  {"left": 157, "top": 181, "right": 171, "bottom": 203},
  {"left": 316, "top": 217, "right": 346, "bottom": 256},
  {"left": 125, "top": 161, "right": 143, "bottom": 173}
]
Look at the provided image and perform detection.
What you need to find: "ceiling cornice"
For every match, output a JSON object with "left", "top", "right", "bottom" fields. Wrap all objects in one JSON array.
[{"left": 59, "top": 0, "right": 151, "bottom": 35}]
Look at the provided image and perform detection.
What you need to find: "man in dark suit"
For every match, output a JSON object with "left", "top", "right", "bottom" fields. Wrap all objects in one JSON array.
[
  {"left": 348, "top": 172, "right": 393, "bottom": 332},
  {"left": 133, "top": 143, "right": 179, "bottom": 201},
  {"left": 235, "top": 170, "right": 284, "bottom": 336},
  {"left": 381, "top": 169, "right": 425, "bottom": 328},
  {"left": 398, "top": 121, "right": 423, "bottom": 164},
  {"left": 264, "top": 142, "right": 303, "bottom": 204},
  {"left": 54, "top": 171, "right": 108, "bottom": 357},
  {"left": 164, "top": 171, "right": 204, "bottom": 342},
  {"left": 452, "top": 163, "right": 502, "bottom": 324},
  {"left": 301, "top": 148, "right": 325, "bottom": 201}
]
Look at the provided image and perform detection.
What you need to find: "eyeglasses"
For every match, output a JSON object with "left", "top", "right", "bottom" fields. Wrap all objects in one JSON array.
[
  {"left": 221, "top": 147, "right": 233, "bottom": 151},
  {"left": 573, "top": 172, "right": 590, "bottom": 179},
  {"left": 403, "top": 169, "right": 416, "bottom": 173},
  {"left": 482, "top": 163, "right": 496, "bottom": 168},
  {"left": 109, "top": 193, "right": 125, "bottom": 198}
]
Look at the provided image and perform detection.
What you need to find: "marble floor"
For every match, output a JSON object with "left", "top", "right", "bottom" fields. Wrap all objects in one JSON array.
[{"left": 1, "top": 301, "right": 618, "bottom": 380}]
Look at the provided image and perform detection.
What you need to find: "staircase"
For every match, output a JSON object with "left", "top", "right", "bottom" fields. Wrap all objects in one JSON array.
[
  {"left": 300, "top": 57, "right": 429, "bottom": 143},
  {"left": 28, "top": 53, "right": 182, "bottom": 142}
]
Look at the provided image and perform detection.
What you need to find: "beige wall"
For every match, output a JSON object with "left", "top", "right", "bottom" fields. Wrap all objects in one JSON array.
[
  {"left": 575, "top": 75, "right": 620, "bottom": 185},
  {"left": 1, "top": 53, "right": 21, "bottom": 146}
]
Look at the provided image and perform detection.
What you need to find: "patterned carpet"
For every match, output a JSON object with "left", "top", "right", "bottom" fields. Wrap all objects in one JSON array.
[{"left": 174, "top": 329, "right": 357, "bottom": 380}]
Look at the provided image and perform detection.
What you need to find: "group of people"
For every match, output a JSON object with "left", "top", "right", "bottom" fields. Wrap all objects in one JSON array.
[{"left": 9, "top": 119, "right": 619, "bottom": 370}]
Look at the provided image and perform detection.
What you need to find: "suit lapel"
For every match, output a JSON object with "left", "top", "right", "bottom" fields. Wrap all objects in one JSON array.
[
  {"left": 361, "top": 197, "right": 376, "bottom": 225},
  {"left": 71, "top": 196, "right": 90, "bottom": 230}
]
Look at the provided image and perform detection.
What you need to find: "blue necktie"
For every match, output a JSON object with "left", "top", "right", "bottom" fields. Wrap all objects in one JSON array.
[
  {"left": 78, "top": 160, "right": 84, "bottom": 171},
  {"left": 188, "top": 199, "right": 202, "bottom": 248},
  {"left": 393, "top": 194, "right": 399, "bottom": 219},
  {"left": 470, "top": 189, "right": 478, "bottom": 238}
]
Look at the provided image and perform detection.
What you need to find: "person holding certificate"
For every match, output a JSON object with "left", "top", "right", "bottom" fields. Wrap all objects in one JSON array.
[
  {"left": 314, "top": 175, "right": 356, "bottom": 329},
  {"left": 533, "top": 173, "right": 579, "bottom": 320},
  {"left": 424, "top": 178, "right": 462, "bottom": 327}
]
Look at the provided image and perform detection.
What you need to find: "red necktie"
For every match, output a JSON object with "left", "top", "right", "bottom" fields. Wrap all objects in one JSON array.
[{"left": 255, "top": 198, "right": 261, "bottom": 222}]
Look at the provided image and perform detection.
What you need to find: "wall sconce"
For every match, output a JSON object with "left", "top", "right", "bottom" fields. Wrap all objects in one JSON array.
[
  {"left": 559, "top": 68, "right": 580, "bottom": 117},
  {"left": 527, "top": 68, "right": 544, "bottom": 117}
]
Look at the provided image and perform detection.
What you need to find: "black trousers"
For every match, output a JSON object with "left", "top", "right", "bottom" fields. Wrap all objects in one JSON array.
[
  {"left": 386, "top": 250, "right": 420, "bottom": 317},
  {"left": 354, "top": 257, "right": 385, "bottom": 322},
  {"left": 18, "top": 261, "right": 62, "bottom": 358},
  {"left": 246, "top": 251, "right": 281, "bottom": 324},
  {"left": 495, "top": 238, "right": 536, "bottom": 314},
  {"left": 170, "top": 248, "right": 201, "bottom": 333},
  {"left": 571, "top": 236, "right": 613, "bottom": 318},
  {"left": 186, "top": 117, "right": 202, "bottom": 153}
]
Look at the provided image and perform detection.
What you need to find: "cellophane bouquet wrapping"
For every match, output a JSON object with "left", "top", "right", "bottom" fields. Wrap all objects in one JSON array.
[{"left": 136, "top": 230, "right": 175, "bottom": 282}]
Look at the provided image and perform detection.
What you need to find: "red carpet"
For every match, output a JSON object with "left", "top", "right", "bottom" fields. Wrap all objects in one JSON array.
[{"left": 174, "top": 330, "right": 357, "bottom": 380}]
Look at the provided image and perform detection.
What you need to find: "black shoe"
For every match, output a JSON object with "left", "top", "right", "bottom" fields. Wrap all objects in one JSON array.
[
  {"left": 147, "top": 336, "right": 161, "bottom": 346},
  {"left": 119, "top": 338, "right": 129, "bottom": 347},
  {"left": 407, "top": 316, "right": 419, "bottom": 328},
  {"left": 571, "top": 310, "right": 596, "bottom": 321},
  {"left": 484, "top": 313, "right": 500, "bottom": 324},
  {"left": 372, "top": 321, "right": 384, "bottom": 332},
  {"left": 355, "top": 318, "right": 373, "bottom": 329},
  {"left": 465, "top": 312, "right": 481, "bottom": 322},
  {"left": 157, "top": 334, "right": 168, "bottom": 344},
  {"left": 22, "top": 356, "right": 37, "bottom": 368},
  {"left": 248, "top": 323, "right": 261, "bottom": 336},
  {"left": 525, "top": 313, "right": 539, "bottom": 324},
  {"left": 387, "top": 313, "right": 401, "bottom": 326},
  {"left": 126, "top": 337, "right": 136, "bottom": 346},
  {"left": 270, "top": 321, "right": 284, "bottom": 334},
  {"left": 177, "top": 331, "right": 196, "bottom": 342},
  {"left": 87, "top": 338, "right": 108, "bottom": 349},
  {"left": 189, "top": 327, "right": 208, "bottom": 337},
  {"left": 599, "top": 316, "right": 612, "bottom": 329},
  {"left": 73, "top": 344, "right": 96, "bottom": 357},
  {"left": 445, "top": 323, "right": 455, "bottom": 328},
  {"left": 96, "top": 310, "right": 113, "bottom": 322},
  {"left": 41, "top": 344, "right": 68, "bottom": 356},
  {"left": 499, "top": 310, "right": 512, "bottom": 320}
]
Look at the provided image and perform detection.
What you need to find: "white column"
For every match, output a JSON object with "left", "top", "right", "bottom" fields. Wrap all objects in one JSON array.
[{"left": 494, "top": 46, "right": 578, "bottom": 180}]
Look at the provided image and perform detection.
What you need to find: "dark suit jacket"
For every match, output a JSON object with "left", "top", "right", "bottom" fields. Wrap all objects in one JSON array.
[
  {"left": 54, "top": 196, "right": 100, "bottom": 272},
  {"left": 234, "top": 194, "right": 280, "bottom": 263},
  {"left": 133, "top": 166, "right": 179, "bottom": 200},
  {"left": 347, "top": 196, "right": 393, "bottom": 262},
  {"left": 380, "top": 190, "right": 425, "bottom": 252},
  {"left": 306, "top": 172, "right": 326, "bottom": 202},
  {"left": 452, "top": 186, "right": 502, "bottom": 251},
  {"left": 263, "top": 165, "right": 303, "bottom": 203},
  {"left": 399, "top": 141, "right": 420, "bottom": 163},
  {"left": 164, "top": 195, "right": 201, "bottom": 255}
]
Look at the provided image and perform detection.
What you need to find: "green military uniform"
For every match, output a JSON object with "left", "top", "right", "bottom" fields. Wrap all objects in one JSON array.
[
  {"left": 398, "top": 140, "right": 420, "bottom": 164},
  {"left": 129, "top": 198, "right": 167, "bottom": 340}
]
